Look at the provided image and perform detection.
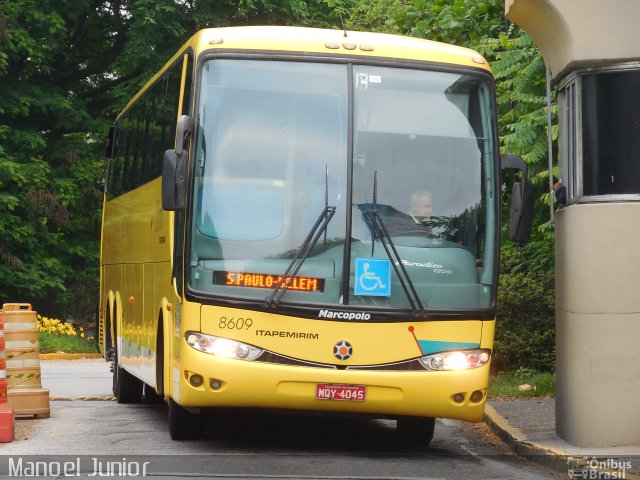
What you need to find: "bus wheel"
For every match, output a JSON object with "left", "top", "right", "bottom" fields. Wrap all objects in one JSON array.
[
  {"left": 168, "top": 398, "right": 203, "bottom": 440},
  {"left": 396, "top": 416, "right": 435, "bottom": 446},
  {"left": 112, "top": 351, "right": 143, "bottom": 403},
  {"left": 144, "top": 383, "right": 163, "bottom": 404}
]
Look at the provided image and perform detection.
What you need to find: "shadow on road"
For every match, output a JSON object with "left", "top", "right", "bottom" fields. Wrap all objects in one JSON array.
[{"left": 183, "top": 407, "right": 451, "bottom": 455}]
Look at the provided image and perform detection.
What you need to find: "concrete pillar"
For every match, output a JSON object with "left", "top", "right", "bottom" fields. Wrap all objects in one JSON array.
[
  {"left": 555, "top": 205, "right": 640, "bottom": 446},
  {"left": 506, "top": 0, "right": 640, "bottom": 447}
]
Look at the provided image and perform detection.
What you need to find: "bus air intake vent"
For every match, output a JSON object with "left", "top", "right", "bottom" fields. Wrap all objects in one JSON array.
[
  {"left": 346, "top": 359, "right": 425, "bottom": 371},
  {"left": 256, "top": 351, "right": 337, "bottom": 369},
  {"left": 255, "top": 351, "right": 425, "bottom": 371}
]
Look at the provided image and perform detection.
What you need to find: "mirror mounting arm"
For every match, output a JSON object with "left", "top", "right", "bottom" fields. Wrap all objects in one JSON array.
[
  {"left": 501, "top": 153, "right": 528, "bottom": 183},
  {"left": 175, "top": 115, "right": 190, "bottom": 156}
]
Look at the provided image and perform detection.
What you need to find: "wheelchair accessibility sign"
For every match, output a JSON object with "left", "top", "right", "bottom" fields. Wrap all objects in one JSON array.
[{"left": 354, "top": 258, "right": 391, "bottom": 296}]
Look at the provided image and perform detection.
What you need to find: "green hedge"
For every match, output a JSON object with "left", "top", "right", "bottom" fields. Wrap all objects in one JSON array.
[{"left": 494, "top": 241, "right": 556, "bottom": 372}]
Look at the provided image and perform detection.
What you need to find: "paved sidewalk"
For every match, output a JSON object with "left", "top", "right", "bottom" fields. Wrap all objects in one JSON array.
[{"left": 485, "top": 397, "right": 640, "bottom": 478}]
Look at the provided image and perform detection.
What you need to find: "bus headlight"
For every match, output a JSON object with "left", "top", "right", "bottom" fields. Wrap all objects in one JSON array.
[
  {"left": 419, "top": 349, "right": 490, "bottom": 371},
  {"left": 186, "top": 332, "right": 263, "bottom": 361}
]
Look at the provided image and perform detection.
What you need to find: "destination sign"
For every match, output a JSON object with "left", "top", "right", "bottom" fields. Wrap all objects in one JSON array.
[{"left": 214, "top": 271, "right": 325, "bottom": 292}]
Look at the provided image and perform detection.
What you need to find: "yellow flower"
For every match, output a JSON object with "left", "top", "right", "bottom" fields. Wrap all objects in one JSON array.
[{"left": 37, "top": 314, "right": 82, "bottom": 337}]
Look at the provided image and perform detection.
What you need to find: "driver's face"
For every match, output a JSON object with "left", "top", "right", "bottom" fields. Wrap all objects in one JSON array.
[{"left": 412, "top": 196, "right": 433, "bottom": 222}]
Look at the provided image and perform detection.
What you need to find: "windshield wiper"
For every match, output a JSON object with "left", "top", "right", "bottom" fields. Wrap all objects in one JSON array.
[
  {"left": 265, "top": 205, "right": 335, "bottom": 308},
  {"left": 364, "top": 171, "right": 427, "bottom": 317},
  {"left": 266, "top": 165, "right": 335, "bottom": 308}
]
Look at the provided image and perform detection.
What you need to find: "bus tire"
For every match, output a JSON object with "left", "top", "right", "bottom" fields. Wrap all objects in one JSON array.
[
  {"left": 144, "top": 383, "right": 163, "bottom": 404},
  {"left": 112, "top": 350, "right": 143, "bottom": 404},
  {"left": 396, "top": 416, "right": 435, "bottom": 446},
  {"left": 104, "top": 304, "right": 113, "bottom": 362},
  {"left": 114, "top": 364, "right": 143, "bottom": 404},
  {"left": 168, "top": 398, "right": 203, "bottom": 440}
]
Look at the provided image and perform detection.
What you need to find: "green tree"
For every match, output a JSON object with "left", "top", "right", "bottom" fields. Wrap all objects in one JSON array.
[
  {"left": 393, "top": 1, "right": 554, "bottom": 193},
  {"left": 1, "top": 0, "right": 558, "bottom": 360},
  {"left": 388, "top": 0, "right": 557, "bottom": 370},
  {"left": 395, "top": 0, "right": 504, "bottom": 46},
  {"left": 0, "top": 1, "right": 107, "bottom": 319},
  {"left": 0, "top": 0, "right": 358, "bottom": 319},
  {"left": 390, "top": 0, "right": 557, "bottom": 255},
  {"left": 345, "top": 0, "right": 404, "bottom": 33}
]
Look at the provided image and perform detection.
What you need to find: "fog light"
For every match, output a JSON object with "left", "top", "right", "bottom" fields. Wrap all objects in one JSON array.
[
  {"left": 210, "top": 379, "right": 222, "bottom": 390},
  {"left": 470, "top": 390, "right": 484, "bottom": 403},
  {"left": 453, "top": 393, "right": 465, "bottom": 404},
  {"left": 189, "top": 374, "right": 203, "bottom": 387}
]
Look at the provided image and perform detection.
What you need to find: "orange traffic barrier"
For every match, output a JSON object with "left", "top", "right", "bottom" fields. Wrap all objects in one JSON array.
[
  {"left": 0, "top": 313, "right": 15, "bottom": 442},
  {"left": 0, "top": 317, "right": 6, "bottom": 400},
  {"left": 2, "top": 304, "right": 50, "bottom": 418}
]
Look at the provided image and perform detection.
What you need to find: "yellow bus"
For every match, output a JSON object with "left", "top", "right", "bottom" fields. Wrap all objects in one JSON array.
[{"left": 100, "top": 26, "right": 532, "bottom": 443}]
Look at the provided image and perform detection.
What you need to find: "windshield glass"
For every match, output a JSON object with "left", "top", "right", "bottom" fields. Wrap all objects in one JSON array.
[
  {"left": 349, "top": 66, "right": 496, "bottom": 310},
  {"left": 190, "top": 60, "right": 349, "bottom": 304},
  {"left": 189, "top": 59, "right": 497, "bottom": 313}
]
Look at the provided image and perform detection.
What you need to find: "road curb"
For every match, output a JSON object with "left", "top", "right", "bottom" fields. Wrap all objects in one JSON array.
[
  {"left": 40, "top": 353, "right": 103, "bottom": 360},
  {"left": 484, "top": 404, "right": 640, "bottom": 479},
  {"left": 484, "top": 404, "right": 567, "bottom": 473}
]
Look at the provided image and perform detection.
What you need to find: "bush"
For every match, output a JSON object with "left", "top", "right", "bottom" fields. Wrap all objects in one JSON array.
[{"left": 494, "top": 241, "right": 555, "bottom": 372}]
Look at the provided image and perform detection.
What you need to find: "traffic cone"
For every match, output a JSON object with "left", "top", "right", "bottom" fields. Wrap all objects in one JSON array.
[
  {"left": 2, "top": 304, "right": 50, "bottom": 418},
  {"left": 0, "top": 315, "right": 15, "bottom": 442}
]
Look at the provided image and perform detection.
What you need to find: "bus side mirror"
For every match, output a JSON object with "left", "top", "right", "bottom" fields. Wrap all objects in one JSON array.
[
  {"left": 162, "top": 115, "right": 190, "bottom": 211},
  {"left": 162, "top": 150, "right": 187, "bottom": 210},
  {"left": 501, "top": 154, "right": 534, "bottom": 243}
]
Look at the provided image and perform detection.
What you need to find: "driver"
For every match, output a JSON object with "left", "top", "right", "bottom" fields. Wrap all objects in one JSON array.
[
  {"left": 384, "top": 190, "right": 434, "bottom": 236},
  {"left": 408, "top": 190, "right": 433, "bottom": 225}
]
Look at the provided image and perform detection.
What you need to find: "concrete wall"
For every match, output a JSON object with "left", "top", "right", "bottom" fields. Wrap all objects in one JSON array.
[{"left": 505, "top": 0, "right": 640, "bottom": 81}]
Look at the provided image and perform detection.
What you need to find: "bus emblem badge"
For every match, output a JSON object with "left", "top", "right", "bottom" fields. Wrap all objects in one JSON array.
[{"left": 333, "top": 341, "right": 352, "bottom": 360}]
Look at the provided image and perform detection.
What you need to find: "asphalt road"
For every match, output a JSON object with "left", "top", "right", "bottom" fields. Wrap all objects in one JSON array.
[
  {"left": 40, "top": 358, "right": 113, "bottom": 398},
  {"left": 0, "top": 359, "right": 563, "bottom": 479}
]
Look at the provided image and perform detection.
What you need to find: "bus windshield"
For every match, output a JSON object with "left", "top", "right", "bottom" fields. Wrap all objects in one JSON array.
[{"left": 189, "top": 59, "right": 497, "bottom": 315}]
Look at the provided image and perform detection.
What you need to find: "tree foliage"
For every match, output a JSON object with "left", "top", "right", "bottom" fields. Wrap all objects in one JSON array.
[
  {"left": 0, "top": 0, "right": 354, "bottom": 318},
  {"left": 0, "top": 1, "right": 102, "bottom": 319},
  {"left": 387, "top": 0, "right": 557, "bottom": 369},
  {"left": 1, "top": 0, "right": 557, "bottom": 368},
  {"left": 494, "top": 239, "right": 555, "bottom": 371},
  {"left": 395, "top": 0, "right": 504, "bottom": 46}
]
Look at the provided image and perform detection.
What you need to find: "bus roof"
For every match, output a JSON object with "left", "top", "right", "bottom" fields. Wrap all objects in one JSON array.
[
  {"left": 190, "top": 26, "right": 490, "bottom": 71},
  {"left": 118, "top": 26, "right": 490, "bottom": 120}
]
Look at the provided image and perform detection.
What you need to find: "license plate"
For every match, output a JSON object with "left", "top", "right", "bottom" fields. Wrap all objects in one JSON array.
[{"left": 315, "top": 383, "right": 366, "bottom": 402}]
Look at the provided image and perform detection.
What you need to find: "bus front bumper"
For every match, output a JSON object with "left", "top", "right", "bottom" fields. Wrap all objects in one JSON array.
[{"left": 176, "top": 345, "right": 490, "bottom": 422}]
